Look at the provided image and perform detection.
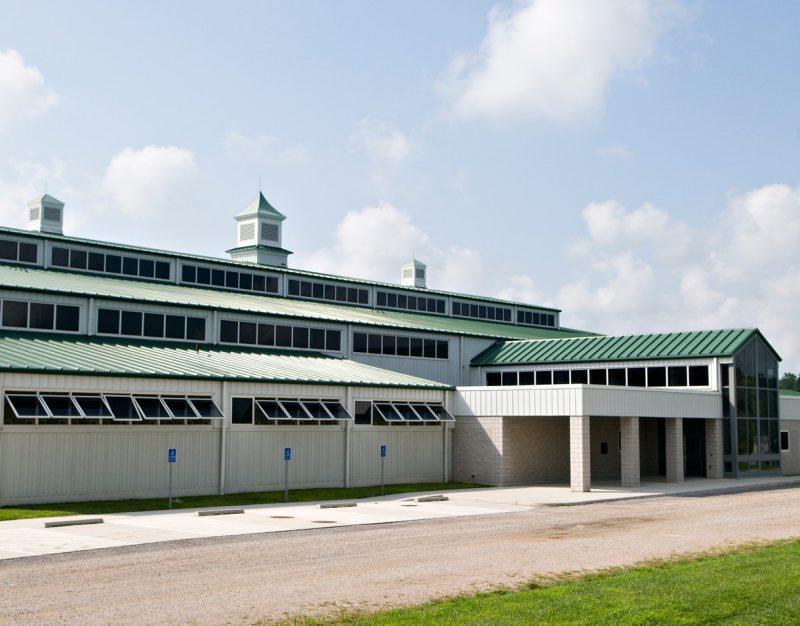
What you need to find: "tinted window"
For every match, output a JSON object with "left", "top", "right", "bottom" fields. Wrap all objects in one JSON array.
[
  {"left": 553, "top": 370, "right": 569, "bottom": 384},
  {"left": 589, "top": 369, "right": 607, "bottom": 385},
  {"left": 120, "top": 311, "right": 142, "bottom": 335},
  {"left": 668, "top": 366, "right": 688, "bottom": 386},
  {"left": 627, "top": 367, "right": 646, "bottom": 387},
  {"left": 122, "top": 257, "right": 138, "bottom": 275},
  {"left": 88, "top": 252, "right": 105, "bottom": 271},
  {"left": 310, "top": 328, "right": 325, "bottom": 350},
  {"left": 70, "top": 250, "right": 87, "bottom": 269},
  {"left": 51, "top": 247, "right": 69, "bottom": 267},
  {"left": 143, "top": 313, "right": 164, "bottom": 337},
  {"left": 326, "top": 330, "right": 341, "bottom": 351},
  {"left": 519, "top": 371, "right": 535, "bottom": 385},
  {"left": 688, "top": 365, "right": 709, "bottom": 386},
  {"left": 97, "top": 309, "right": 120, "bottom": 334},
  {"left": 501, "top": 371, "right": 517, "bottom": 386},
  {"left": 55, "top": 305, "right": 79, "bottom": 331},
  {"left": 486, "top": 372, "right": 501, "bottom": 386},
  {"left": 571, "top": 370, "right": 588, "bottom": 384},
  {"left": 647, "top": 367, "right": 667, "bottom": 387},
  {"left": 608, "top": 368, "right": 626, "bottom": 386},
  {"left": 293, "top": 327, "right": 309, "bottom": 348},
  {"left": 19, "top": 242, "right": 37, "bottom": 263},
  {"left": 276, "top": 325, "right": 292, "bottom": 347},
  {"left": 238, "top": 321, "right": 257, "bottom": 344},
  {"left": 139, "top": 259, "right": 155, "bottom": 278},
  {"left": 231, "top": 398, "right": 253, "bottom": 424},
  {"left": 536, "top": 370, "right": 552, "bottom": 385},
  {"left": 165, "top": 315, "right": 186, "bottom": 339},
  {"left": 258, "top": 323, "right": 275, "bottom": 346},
  {"left": 211, "top": 269, "right": 225, "bottom": 286},
  {"left": 186, "top": 317, "right": 205, "bottom": 341},
  {"left": 29, "top": 303, "right": 54, "bottom": 329},
  {"left": 105, "top": 254, "right": 122, "bottom": 273},
  {"left": 220, "top": 320, "right": 238, "bottom": 343},
  {"left": 155, "top": 261, "right": 170, "bottom": 280},
  {"left": 0, "top": 239, "right": 16, "bottom": 260},
  {"left": 197, "top": 266, "right": 211, "bottom": 284},
  {"left": 2, "top": 300, "right": 27, "bottom": 327}
]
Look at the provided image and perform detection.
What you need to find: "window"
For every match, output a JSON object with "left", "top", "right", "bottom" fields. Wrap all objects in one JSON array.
[
  {"left": 516, "top": 310, "right": 556, "bottom": 328},
  {"left": 647, "top": 367, "right": 666, "bottom": 387},
  {"left": 97, "top": 308, "right": 204, "bottom": 341},
  {"left": 220, "top": 320, "right": 341, "bottom": 351},
  {"left": 688, "top": 365, "right": 709, "bottom": 386},
  {"left": 231, "top": 397, "right": 352, "bottom": 425},
  {"left": 486, "top": 372, "right": 501, "bottom": 386},
  {"left": 0, "top": 238, "right": 38, "bottom": 264},
  {"left": 571, "top": 370, "right": 588, "bottom": 384},
  {"left": 352, "top": 332, "right": 448, "bottom": 360},
  {"left": 608, "top": 368, "right": 626, "bottom": 386},
  {"left": 376, "top": 290, "right": 445, "bottom": 315},
  {"left": 50, "top": 246, "right": 172, "bottom": 281},
  {"left": 589, "top": 369, "right": 607, "bottom": 385},
  {"left": 668, "top": 366, "right": 688, "bottom": 387},
  {"left": 0, "top": 300, "right": 79, "bottom": 333},
  {"left": 781, "top": 431, "right": 789, "bottom": 451},
  {"left": 519, "top": 371, "right": 535, "bottom": 385},
  {"left": 288, "top": 279, "right": 369, "bottom": 306},
  {"left": 452, "top": 300, "right": 511, "bottom": 323},
  {"left": 553, "top": 370, "right": 569, "bottom": 384},
  {"left": 535, "top": 370, "right": 552, "bottom": 385},
  {"left": 501, "top": 371, "right": 518, "bottom": 386},
  {"left": 627, "top": 367, "right": 646, "bottom": 387},
  {"left": 352, "top": 401, "right": 452, "bottom": 426}
]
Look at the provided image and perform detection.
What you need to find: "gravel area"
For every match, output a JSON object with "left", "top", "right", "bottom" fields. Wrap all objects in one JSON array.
[{"left": 3, "top": 487, "right": 800, "bottom": 625}]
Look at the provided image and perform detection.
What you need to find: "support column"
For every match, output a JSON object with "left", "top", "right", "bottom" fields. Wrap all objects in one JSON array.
[
  {"left": 620, "top": 416, "right": 640, "bottom": 487},
  {"left": 570, "top": 415, "right": 591, "bottom": 492},
  {"left": 705, "top": 418, "right": 724, "bottom": 479},
  {"left": 665, "top": 417, "right": 684, "bottom": 483}
]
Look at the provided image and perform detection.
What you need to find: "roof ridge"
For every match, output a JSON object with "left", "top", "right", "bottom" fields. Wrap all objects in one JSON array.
[{"left": 499, "top": 327, "right": 757, "bottom": 346}]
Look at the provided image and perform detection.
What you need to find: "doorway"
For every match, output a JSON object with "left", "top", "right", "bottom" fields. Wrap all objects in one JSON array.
[{"left": 684, "top": 419, "right": 706, "bottom": 477}]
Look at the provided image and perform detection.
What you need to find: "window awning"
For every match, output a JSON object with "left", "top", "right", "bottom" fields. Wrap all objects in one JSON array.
[
  {"left": 374, "top": 401, "right": 454, "bottom": 423},
  {"left": 254, "top": 399, "right": 352, "bottom": 421},
  {"left": 4, "top": 392, "right": 223, "bottom": 421}
]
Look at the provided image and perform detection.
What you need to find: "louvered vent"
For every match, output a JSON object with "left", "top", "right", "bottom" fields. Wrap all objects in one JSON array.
[
  {"left": 261, "top": 223, "right": 279, "bottom": 241},
  {"left": 29, "top": 207, "right": 40, "bottom": 221},
  {"left": 239, "top": 222, "right": 256, "bottom": 241},
  {"left": 43, "top": 206, "right": 61, "bottom": 222}
]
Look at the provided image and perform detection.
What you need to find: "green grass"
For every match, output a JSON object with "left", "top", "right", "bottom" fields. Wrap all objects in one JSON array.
[
  {"left": 0, "top": 482, "right": 481, "bottom": 522},
  {"left": 315, "top": 540, "right": 800, "bottom": 625}
]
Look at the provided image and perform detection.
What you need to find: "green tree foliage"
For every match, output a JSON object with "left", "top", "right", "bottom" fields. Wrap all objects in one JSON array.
[{"left": 779, "top": 372, "right": 799, "bottom": 391}]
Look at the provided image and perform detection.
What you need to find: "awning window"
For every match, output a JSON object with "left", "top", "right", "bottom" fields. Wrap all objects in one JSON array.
[
  {"left": 374, "top": 402, "right": 405, "bottom": 423},
  {"left": 372, "top": 401, "right": 453, "bottom": 423},
  {"left": 3, "top": 392, "right": 223, "bottom": 421},
  {"left": 253, "top": 398, "right": 353, "bottom": 422}
]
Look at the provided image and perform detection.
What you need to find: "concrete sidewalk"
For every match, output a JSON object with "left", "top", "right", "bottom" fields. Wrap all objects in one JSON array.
[{"left": 2, "top": 475, "right": 797, "bottom": 561}]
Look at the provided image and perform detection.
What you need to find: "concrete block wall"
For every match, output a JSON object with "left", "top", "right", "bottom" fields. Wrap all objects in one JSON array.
[
  {"left": 665, "top": 417, "right": 684, "bottom": 482},
  {"left": 620, "top": 417, "right": 640, "bottom": 487},
  {"left": 781, "top": 420, "right": 800, "bottom": 475},
  {"left": 501, "top": 416, "right": 569, "bottom": 485},
  {"left": 452, "top": 415, "right": 504, "bottom": 485},
  {"left": 705, "top": 418, "right": 724, "bottom": 479}
]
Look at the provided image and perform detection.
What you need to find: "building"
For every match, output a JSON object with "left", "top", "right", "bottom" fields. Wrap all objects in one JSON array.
[{"left": 0, "top": 193, "right": 790, "bottom": 505}]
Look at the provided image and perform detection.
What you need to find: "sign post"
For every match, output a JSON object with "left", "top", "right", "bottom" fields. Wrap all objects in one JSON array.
[
  {"left": 380, "top": 444, "right": 387, "bottom": 496},
  {"left": 167, "top": 448, "right": 177, "bottom": 509},
  {"left": 284, "top": 447, "right": 291, "bottom": 503}
]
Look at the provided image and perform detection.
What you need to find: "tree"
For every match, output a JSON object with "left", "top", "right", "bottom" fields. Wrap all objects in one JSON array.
[{"left": 779, "top": 372, "right": 799, "bottom": 391}]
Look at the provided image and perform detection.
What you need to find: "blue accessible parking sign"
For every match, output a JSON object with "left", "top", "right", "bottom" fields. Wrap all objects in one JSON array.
[
  {"left": 380, "top": 445, "right": 387, "bottom": 458},
  {"left": 168, "top": 448, "right": 176, "bottom": 463},
  {"left": 284, "top": 447, "right": 291, "bottom": 461}
]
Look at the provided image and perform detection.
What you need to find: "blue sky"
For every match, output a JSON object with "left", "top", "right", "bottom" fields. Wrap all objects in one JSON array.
[{"left": 1, "top": 1, "right": 800, "bottom": 366}]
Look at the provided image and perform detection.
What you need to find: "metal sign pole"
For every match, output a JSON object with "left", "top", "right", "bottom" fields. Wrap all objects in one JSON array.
[
  {"left": 284, "top": 447, "right": 291, "bottom": 503},
  {"left": 168, "top": 448, "right": 176, "bottom": 510},
  {"left": 380, "top": 444, "right": 386, "bottom": 496}
]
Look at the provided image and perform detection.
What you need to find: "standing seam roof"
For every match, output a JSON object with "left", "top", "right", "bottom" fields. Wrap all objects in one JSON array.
[{"left": 470, "top": 328, "right": 781, "bottom": 366}]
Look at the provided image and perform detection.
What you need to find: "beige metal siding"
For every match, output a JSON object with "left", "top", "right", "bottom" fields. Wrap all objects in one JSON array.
[
  {"left": 0, "top": 427, "right": 219, "bottom": 504},
  {"left": 349, "top": 427, "right": 444, "bottom": 486}
]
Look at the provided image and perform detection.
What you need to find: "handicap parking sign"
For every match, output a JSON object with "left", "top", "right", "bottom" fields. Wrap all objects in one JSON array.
[
  {"left": 284, "top": 447, "right": 291, "bottom": 461},
  {"left": 168, "top": 448, "right": 176, "bottom": 463},
  {"left": 380, "top": 444, "right": 387, "bottom": 458}
]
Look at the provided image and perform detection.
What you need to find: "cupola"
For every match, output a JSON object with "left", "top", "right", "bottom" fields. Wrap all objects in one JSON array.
[
  {"left": 27, "top": 194, "right": 64, "bottom": 234},
  {"left": 227, "top": 192, "right": 292, "bottom": 267}
]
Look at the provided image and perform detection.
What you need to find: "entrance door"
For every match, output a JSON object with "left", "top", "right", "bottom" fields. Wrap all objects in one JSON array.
[{"left": 684, "top": 420, "right": 706, "bottom": 477}]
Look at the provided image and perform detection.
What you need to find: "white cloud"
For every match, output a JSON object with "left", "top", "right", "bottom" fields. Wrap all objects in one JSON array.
[
  {"left": 101, "top": 146, "right": 198, "bottom": 216},
  {"left": 351, "top": 118, "right": 415, "bottom": 163},
  {"left": 559, "top": 185, "right": 800, "bottom": 370},
  {"left": 0, "top": 49, "right": 58, "bottom": 130},
  {"left": 299, "top": 203, "right": 544, "bottom": 303},
  {"left": 442, "top": 0, "right": 678, "bottom": 124}
]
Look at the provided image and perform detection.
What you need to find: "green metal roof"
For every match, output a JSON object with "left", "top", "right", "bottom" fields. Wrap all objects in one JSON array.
[
  {"left": 0, "top": 265, "right": 590, "bottom": 341},
  {"left": 225, "top": 244, "right": 293, "bottom": 256},
  {"left": 0, "top": 226, "right": 560, "bottom": 311},
  {"left": 235, "top": 192, "right": 286, "bottom": 220},
  {"left": 471, "top": 328, "right": 781, "bottom": 366},
  {"left": 0, "top": 332, "right": 449, "bottom": 388}
]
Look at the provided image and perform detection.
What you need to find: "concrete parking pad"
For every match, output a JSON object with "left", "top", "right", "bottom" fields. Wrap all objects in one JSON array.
[{"left": 1, "top": 476, "right": 796, "bottom": 561}]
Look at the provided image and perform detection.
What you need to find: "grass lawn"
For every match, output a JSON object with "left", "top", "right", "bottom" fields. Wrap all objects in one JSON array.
[
  {"left": 321, "top": 540, "right": 800, "bottom": 625},
  {"left": 0, "top": 482, "right": 481, "bottom": 522}
]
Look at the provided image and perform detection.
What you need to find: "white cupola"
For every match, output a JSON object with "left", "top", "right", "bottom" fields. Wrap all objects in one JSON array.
[
  {"left": 227, "top": 191, "right": 292, "bottom": 267},
  {"left": 27, "top": 194, "right": 64, "bottom": 234},
  {"left": 401, "top": 258, "right": 427, "bottom": 289}
]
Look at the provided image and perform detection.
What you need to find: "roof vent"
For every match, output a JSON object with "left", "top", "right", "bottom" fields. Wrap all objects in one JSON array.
[
  {"left": 27, "top": 194, "right": 64, "bottom": 234},
  {"left": 401, "top": 259, "right": 427, "bottom": 289},
  {"left": 228, "top": 191, "right": 292, "bottom": 267}
]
